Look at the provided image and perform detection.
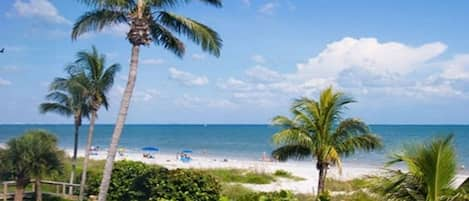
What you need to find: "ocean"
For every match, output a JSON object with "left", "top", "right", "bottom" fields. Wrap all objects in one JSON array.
[{"left": 0, "top": 124, "right": 468, "bottom": 170}]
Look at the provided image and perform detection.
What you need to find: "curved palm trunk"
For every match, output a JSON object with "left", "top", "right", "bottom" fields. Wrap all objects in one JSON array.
[
  {"left": 34, "top": 178, "right": 42, "bottom": 201},
  {"left": 79, "top": 111, "right": 97, "bottom": 201},
  {"left": 317, "top": 162, "right": 328, "bottom": 194},
  {"left": 97, "top": 45, "right": 140, "bottom": 201},
  {"left": 69, "top": 122, "right": 80, "bottom": 194}
]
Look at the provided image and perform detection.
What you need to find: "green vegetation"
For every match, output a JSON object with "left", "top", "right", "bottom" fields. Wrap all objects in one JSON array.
[
  {"left": 39, "top": 68, "right": 89, "bottom": 194},
  {"left": 0, "top": 130, "right": 64, "bottom": 201},
  {"left": 271, "top": 86, "right": 382, "bottom": 193},
  {"left": 221, "top": 184, "right": 298, "bottom": 201},
  {"left": 201, "top": 169, "right": 276, "bottom": 184},
  {"left": 325, "top": 177, "right": 377, "bottom": 192},
  {"left": 273, "top": 170, "right": 305, "bottom": 181},
  {"left": 71, "top": 0, "right": 223, "bottom": 199},
  {"left": 380, "top": 135, "right": 469, "bottom": 201},
  {"left": 85, "top": 161, "right": 221, "bottom": 201}
]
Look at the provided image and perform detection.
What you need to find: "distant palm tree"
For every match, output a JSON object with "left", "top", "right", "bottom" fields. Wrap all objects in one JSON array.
[
  {"left": 0, "top": 130, "right": 64, "bottom": 201},
  {"left": 39, "top": 74, "right": 89, "bottom": 194},
  {"left": 63, "top": 46, "right": 120, "bottom": 201},
  {"left": 72, "top": 1, "right": 222, "bottom": 200},
  {"left": 383, "top": 135, "right": 468, "bottom": 201},
  {"left": 271, "top": 87, "right": 382, "bottom": 194}
]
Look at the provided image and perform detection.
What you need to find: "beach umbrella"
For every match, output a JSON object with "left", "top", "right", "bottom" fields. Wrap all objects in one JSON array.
[
  {"left": 182, "top": 149, "right": 193, "bottom": 153},
  {"left": 142, "top": 146, "right": 159, "bottom": 152}
]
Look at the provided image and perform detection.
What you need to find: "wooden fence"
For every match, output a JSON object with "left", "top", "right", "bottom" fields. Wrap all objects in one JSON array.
[{"left": 1, "top": 180, "right": 79, "bottom": 201}]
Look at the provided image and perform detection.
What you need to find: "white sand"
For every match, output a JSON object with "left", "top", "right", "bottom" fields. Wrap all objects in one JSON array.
[{"left": 68, "top": 149, "right": 469, "bottom": 194}]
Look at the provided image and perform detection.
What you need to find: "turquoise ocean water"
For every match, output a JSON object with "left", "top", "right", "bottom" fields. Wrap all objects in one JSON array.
[{"left": 0, "top": 124, "right": 468, "bottom": 170}]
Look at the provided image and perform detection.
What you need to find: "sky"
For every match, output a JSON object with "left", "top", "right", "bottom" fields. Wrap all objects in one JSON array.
[{"left": 1, "top": 0, "right": 469, "bottom": 124}]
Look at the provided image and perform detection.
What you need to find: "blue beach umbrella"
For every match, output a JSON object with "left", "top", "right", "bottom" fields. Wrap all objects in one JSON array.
[
  {"left": 182, "top": 149, "right": 193, "bottom": 153},
  {"left": 142, "top": 146, "right": 160, "bottom": 152}
]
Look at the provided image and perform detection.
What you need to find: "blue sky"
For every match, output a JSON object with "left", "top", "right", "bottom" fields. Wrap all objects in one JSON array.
[{"left": 1, "top": 0, "right": 469, "bottom": 124}]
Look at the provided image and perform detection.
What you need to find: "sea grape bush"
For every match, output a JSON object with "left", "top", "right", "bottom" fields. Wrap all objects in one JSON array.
[{"left": 86, "top": 161, "right": 221, "bottom": 201}]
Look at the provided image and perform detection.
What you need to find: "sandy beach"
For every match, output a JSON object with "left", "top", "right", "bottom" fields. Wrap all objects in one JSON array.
[{"left": 68, "top": 149, "right": 469, "bottom": 194}]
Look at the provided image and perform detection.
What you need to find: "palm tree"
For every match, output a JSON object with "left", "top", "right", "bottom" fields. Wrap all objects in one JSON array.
[
  {"left": 271, "top": 87, "right": 382, "bottom": 194},
  {"left": 382, "top": 135, "right": 467, "bottom": 201},
  {"left": 0, "top": 130, "right": 64, "bottom": 201},
  {"left": 62, "top": 46, "right": 120, "bottom": 201},
  {"left": 72, "top": 1, "right": 222, "bottom": 200},
  {"left": 39, "top": 73, "right": 89, "bottom": 195}
]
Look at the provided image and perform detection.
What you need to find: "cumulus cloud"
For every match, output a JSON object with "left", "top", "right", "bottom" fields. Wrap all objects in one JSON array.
[
  {"left": 114, "top": 85, "right": 160, "bottom": 102},
  {"left": 258, "top": 2, "right": 277, "bottom": 15},
  {"left": 218, "top": 37, "right": 464, "bottom": 107},
  {"left": 0, "top": 78, "right": 12, "bottom": 86},
  {"left": 169, "top": 68, "right": 209, "bottom": 86},
  {"left": 12, "top": 0, "right": 71, "bottom": 24},
  {"left": 296, "top": 37, "right": 446, "bottom": 79},
  {"left": 141, "top": 58, "right": 165, "bottom": 65}
]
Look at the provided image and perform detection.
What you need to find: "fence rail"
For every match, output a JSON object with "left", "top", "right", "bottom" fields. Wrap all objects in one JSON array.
[{"left": 1, "top": 180, "right": 79, "bottom": 201}]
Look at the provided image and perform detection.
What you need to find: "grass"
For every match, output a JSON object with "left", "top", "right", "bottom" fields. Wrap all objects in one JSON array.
[
  {"left": 273, "top": 170, "right": 305, "bottom": 181},
  {"left": 325, "top": 176, "right": 377, "bottom": 192},
  {"left": 200, "top": 168, "right": 277, "bottom": 184}
]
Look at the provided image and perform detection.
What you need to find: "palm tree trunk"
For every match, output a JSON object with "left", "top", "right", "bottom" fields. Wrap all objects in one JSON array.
[
  {"left": 317, "top": 162, "right": 328, "bottom": 194},
  {"left": 14, "top": 186, "right": 24, "bottom": 201},
  {"left": 69, "top": 122, "right": 80, "bottom": 194},
  {"left": 97, "top": 45, "right": 140, "bottom": 201},
  {"left": 79, "top": 111, "right": 97, "bottom": 201},
  {"left": 14, "top": 179, "right": 26, "bottom": 201},
  {"left": 34, "top": 178, "right": 42, "bottom": 201}
]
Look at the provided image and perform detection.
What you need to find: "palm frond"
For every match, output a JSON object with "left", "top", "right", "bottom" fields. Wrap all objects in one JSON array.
[
  {"left": 149, "top": 21, "right": 186, "bottom": 57},
  {"left": 39, "top": 103, "right": 73, "bottom": 117},
  {"left": 77, "top": 0, "right": 135, "bottom": 10},
  {"left": 72, "top": 9, "right": 128, "bottom": 40},
  {"left": 272, "top": 145, "right": 311, "bottom": 161},
  {"left": 156, "top": 11, "right": 222, "bottom": 57}
]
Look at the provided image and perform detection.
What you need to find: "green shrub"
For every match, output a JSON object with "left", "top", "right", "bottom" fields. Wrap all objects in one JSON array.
[{"left": 86, "top": 161, "right": 221, "bottom": 201}]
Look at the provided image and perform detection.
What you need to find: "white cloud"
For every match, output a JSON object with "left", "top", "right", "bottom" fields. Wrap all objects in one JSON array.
[
  {"left": 241, "top": 0, "right": 250, "bottom": 6},
  {"left": 218, "top": 37, "right": 461, "bottom": 107},
  {"left": 258, "top": 2, "right": 277, "bottom": 15},
  {"left": 296, "top": 37, "right": 446, "bottom": 79},
  {"left": 141, "top": 58, "right": 165, "bottom": 65},
  {"left": 176, "top": 94, "right": 236, "bottom": 109},
  {"left": 114, "top": 85, "right": 160, "bottom": 102},
  {"left": 12, "top": 0, "right": 71, "bottom": 24},
  {"left": 440, "top": 54, "right": 469, "bottom": 80},
  {"left": 191, "top": 53, "right": 206, "bottom": 60},
  {"left": 0, "top": 78, "right": 12, "bottom": 86},
  {"left": 251, "top": 54, "right": 266, "bottom": 64},
  {"left": 245, "top": 65, "right": 284, "bottom": 83},
  {"left": 169, "top": 68, "right": 209, "bottom": 86}
]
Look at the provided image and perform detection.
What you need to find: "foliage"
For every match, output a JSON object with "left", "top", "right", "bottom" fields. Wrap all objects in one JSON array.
[
  {"left": 0, "top": 130, "right": 64, "bottom": 182},
  {"left": 325, "top": 177, "right": 377, "bottom": 192},
  {"left": 271, "top": 86, "right": 382, "bottom": 192},
  {"left": 72, "top": 0, "right": 222, "bottom": 57},
  {"left": 273, "top": 170, "right": 305, "bottom": 181},
  {"left": 221, "top": 184, "right": 298, "bottom": 201},
  {"left": 86, "top": 161, "right": 221, "bottom": 201},
  {"left": 201, "top": 169, "right": 277, "bottom": 184},
  {"left": 380, "top": 135, "right": 465, "bottom": 201},
  {"left": 316, "top": 191, "right": 331, "bottom": 201}
]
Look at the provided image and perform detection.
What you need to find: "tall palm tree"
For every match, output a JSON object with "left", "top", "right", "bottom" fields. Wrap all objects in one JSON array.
[
  {"left": 63, "top": 46, "right": 120, "bottom": 201},
  {"left": 72, "top": 1, "right": 222, "bottom": 200},
  {"left": 271, "top": 87, "right": 382, "bottom": 194},
  {"left": 0, "top": 130, "right": 64, "bottom": 201},
  {"left": 382, "top": 135, "right": 467, "bottom": 201},
  {"left": 39, "top": 74, "right": 89, "bottom": 195}
]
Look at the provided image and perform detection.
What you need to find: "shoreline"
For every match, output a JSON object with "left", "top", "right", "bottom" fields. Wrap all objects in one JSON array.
[{"left": 67, "top": 149, "right": 469, "bottom": 194}]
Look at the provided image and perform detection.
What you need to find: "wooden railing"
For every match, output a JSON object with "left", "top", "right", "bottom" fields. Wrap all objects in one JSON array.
[{"left": 1, "top": 180, "right": 80, "bottom": 201}]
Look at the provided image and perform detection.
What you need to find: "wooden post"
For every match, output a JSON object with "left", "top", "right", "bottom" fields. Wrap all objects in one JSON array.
[
  {"left": 3, "top": 182, "right": 7, "bottom": 201},
  {"left": 62, "top": 184, "right": 66, "bottom": 195}
]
